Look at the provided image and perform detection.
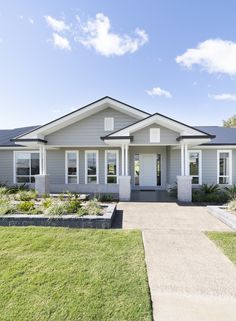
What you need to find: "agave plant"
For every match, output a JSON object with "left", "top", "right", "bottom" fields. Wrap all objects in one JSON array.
[
  {"left": 225, "top": 184, "right": 236, "bottom": 200},
  {"left": 201, "top": 184, "right": 220, "bottom": 194}
]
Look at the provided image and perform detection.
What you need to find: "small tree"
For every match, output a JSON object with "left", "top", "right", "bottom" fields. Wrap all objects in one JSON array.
[{"left": 223, "top": 115, "right": 236, "bottom": 128}]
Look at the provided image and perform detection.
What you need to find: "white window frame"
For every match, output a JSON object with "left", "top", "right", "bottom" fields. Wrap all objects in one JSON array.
[
  {"left": 187, "top": 150, "right": 202, "bottom": 185},
  {"left": 150, "top": 128, "right": 160, "bottom": 143},
  {"left": 105, "top": 150, "right": 119, "bottom": 184},
  {"left": 65, "top": 150, "right": 79, "bottom": 184},
  {"left": 85, "top": 150, "right": 99, "bottom": 184},
  {"left": 104, "top": 117, "right": 114, "bottom": 131},
  {"left": 217, "top": 150, "right": 232, "bottom": 185},
  {"left": 13, "top": 151, "right": 40, "bottom": 184}
]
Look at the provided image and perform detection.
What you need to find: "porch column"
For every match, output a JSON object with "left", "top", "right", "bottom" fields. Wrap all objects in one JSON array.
[
  {"left": 184, "top": 143, "right": 188, "bottom": 175},
  {"left": 119, "top": 144, "right": 131, "bottom": 201},
  {"left": 125, "top": 144, "right": 129, "bottom": 176},
  {"left": 177, "top": 142, "right": 192, "bottom": 202},
  {"left": 35, "top": 144, "right": 50, "bottom": 196},
  {"left": 181, "top": 143, "right": 185, "bottom": 176},
  {"left": 121, "top": 144, "right": 125, "bottom": 176}
]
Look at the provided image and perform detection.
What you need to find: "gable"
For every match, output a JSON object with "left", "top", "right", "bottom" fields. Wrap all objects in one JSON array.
[
  {"left": 45, "top": 107, "right": 138, "bottom": 146},
  {"left": 131, "top": 123, "right": 179, "bottom": 145}
]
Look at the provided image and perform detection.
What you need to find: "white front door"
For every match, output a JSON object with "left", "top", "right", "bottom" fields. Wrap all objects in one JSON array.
[{"left": 140, "top": 154, "right": 156, "bottom": 186}]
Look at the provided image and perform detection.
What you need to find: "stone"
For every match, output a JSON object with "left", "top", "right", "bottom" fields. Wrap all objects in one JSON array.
[{"left": 177, "top": 175, "right": 192, "bottom": 202}]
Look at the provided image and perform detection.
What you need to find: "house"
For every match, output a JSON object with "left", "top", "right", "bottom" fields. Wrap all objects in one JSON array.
[{"left": 0, "top": 96, "right": 236, "bottom": 201}]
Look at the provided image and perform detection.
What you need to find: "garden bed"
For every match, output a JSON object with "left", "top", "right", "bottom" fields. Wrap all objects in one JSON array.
[{"left": 0, "top": 203, "right": 116, "bottom": 229}]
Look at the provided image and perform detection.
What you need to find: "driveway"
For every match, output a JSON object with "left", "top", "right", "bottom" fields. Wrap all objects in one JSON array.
[{"left": 116, "top": 202, "right": 236, "bottom": 321}]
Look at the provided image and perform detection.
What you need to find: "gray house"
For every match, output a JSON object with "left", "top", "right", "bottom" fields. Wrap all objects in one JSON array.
[{"left": 0, "top": 96, "right": 236, "bottom": 201}]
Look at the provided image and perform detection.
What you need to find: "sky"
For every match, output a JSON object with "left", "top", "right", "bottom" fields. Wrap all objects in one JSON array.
[{"left": 0, "top": 0, "right": 236, "bottom": 129}]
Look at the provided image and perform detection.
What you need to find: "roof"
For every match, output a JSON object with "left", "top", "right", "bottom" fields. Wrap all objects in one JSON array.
[
  {"left": 0, "top": 126, "right": 39, "bottom": 146},
  {"left": 195, "top": 126, "right": 236, "bottom": 145}
]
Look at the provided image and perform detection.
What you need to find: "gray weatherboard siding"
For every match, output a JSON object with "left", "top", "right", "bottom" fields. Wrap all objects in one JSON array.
[{"left": 45, "top": 107, "right": 138, "bottom": 146}]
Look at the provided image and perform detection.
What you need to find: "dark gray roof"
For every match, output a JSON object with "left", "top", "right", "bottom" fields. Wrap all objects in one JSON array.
[
  {"left": 195, "top": 126, "right": 236, "bottom": 145},
  {"left": 0, "top": 126, "right": 39, "bottom": 146}
]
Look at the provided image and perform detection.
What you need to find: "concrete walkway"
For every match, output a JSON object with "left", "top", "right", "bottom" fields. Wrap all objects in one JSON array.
[{"left": 116, "top": 202, "right": 236, "bottom": 321}]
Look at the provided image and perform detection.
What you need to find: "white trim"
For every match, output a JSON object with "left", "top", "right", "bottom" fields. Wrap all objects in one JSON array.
[
  {"left": 217, "top": 150, "right": 232, "bottom": 185},
  {"left": 13, "top": 150, "right": 40, "bottom": 184},
  {"left": 105, "top": 150, "right": 119, "bottom": 184},
  {"left": 187, "top": 150, "right": 202, "bottom": 185},
  {"left": 65, "top": 150, "right": 79, "bottom": 184},
  {"left": 85, "top": 150, "right": 99, "bottom": 184},
  {"left": 15, "top": 97, "right": 147, "bottom": 139},
  {"left": 181, "top": 143, "right": 184, "bottom": 176},
  {"left": 104, "top": 117, "right": 114, "bottom": 131},
  {"left": 125, "top": 144, "right": 129, "bottom": 176},
  {"left": 184, "top": 144, "right": 188, "bottom": 176}
]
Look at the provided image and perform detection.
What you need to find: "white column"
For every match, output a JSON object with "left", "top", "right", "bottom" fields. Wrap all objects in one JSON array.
[
  {"left": 121, "top": 144, "right": 125, "bottom": 176},
  {"left": 39, "top": 145, "right": 43, "bottom": 175},
  {"left": 184, "top": 144, "right": 188, "bottom": 175},
  {"left": 181, "top": 143, "right": 184, "bottom": 176},
  {"left": 125, "top": 144, "right": 129, "bottom": 176},
  {"left": 42, "top": 145, "right": 47, "bottom": 175}
]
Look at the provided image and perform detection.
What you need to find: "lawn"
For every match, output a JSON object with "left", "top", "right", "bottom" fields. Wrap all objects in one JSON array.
[
  {"left": 0, "top": 227, "right": 152, "bottom": 321},
  {"left": 207, "top": 232, "right": 236, "bottom": 265}
]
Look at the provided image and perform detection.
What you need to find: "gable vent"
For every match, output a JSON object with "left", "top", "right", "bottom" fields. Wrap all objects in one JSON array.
[{"left": 150, "top": 128, "right": 160, "bottom": 143}]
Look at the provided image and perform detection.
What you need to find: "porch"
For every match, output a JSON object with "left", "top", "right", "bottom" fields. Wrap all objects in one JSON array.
[{"left": 131, "top": 190, "right": 176, "bottom": 202}]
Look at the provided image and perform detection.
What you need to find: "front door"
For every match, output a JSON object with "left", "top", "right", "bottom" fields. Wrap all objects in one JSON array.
[{"left": 140, "top": 154, "right": 157, "bottom": 186}]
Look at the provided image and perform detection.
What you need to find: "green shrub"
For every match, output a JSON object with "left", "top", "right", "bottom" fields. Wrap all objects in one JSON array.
[
  {"left": 168, "top": 185, "right": 177, "bottom": 197},
  {"left": 0, "top": 199, "right": 15, "bottom": 215},
  {"left": 17, "top": 201, "right": 35, "bottom": 213},
  {"left": 192, "top": 189, "right": 228, "bottom": 204},
  {"left": 86, "top": 198, "right": 102, "bottom": 216},
  {"left": 15, "top": 190, "right": 37, "bottom": 201},
  {"left": 65, "top": 199, "right": 81, "bottom": 214},
  {"left": 228, "top": 198, "right": 236, "bottom": 212},
  {"left": 225, "top": 185, "right": 236, "bottom": 200},
  {"left": 76, "top": 207, "right": 88, "bottom": 217},
  {"left": 7, "top": 184, "right": 29, "bottom": 194},
  {"left": 41, "top": 198, "right": 53, "bottom": 209},
  {"left": 98, "top": 194, "right": 114, "bottom": 202},
  {"left": 45, "top": 202, "right": 66, "bottom": 216},
  {"left": 0, "top": 187, "right": 8, "bottom": 195},
  {"left": 201, "top": 184, "right": 220, "bottom": 194}
]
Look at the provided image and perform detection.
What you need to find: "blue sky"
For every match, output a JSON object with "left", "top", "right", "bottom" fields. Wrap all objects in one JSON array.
[{"left": 1, "top": 0, "right": 236, "bottom": 129}]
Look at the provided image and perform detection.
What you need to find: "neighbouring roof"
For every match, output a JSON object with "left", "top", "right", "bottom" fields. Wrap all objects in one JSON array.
[
  {"left": 194, "top": 126, "right": 236, "bottom": 145},
  {"left": 0, "top": 126, "right": 39, "bottom": 146}
]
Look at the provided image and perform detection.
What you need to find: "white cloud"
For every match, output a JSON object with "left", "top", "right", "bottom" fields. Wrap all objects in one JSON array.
[
  {"left": 176, "top": 39, "right": 236, "bottom": 76},
  {"left": 146, "top": 87, "right": 172, "bottom": 98},
  {"left": 52, "top": 33, "right": 71, "bottom": 50},
  {"left": 75, "top": 13, "right": 148, "bottom": 56},
  {"left": 45, "top": 15, "right": 70, "bottom": 32},
  {"left": 209, "top": 93, "right": 236, "bottom": 101},
  {"left": 29, "top": 18, "right": 34, "bottom": 24}
]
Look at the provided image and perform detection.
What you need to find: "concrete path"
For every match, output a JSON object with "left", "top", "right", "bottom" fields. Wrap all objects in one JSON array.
[{"left": 116, "top": 202, "right": 236, "bottom": 321}]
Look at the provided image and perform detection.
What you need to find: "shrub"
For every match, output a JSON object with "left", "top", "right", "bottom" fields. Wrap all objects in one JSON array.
[
  {"left": 192, "top": 188, "right": 228, "bottom": 204},
  {"left": 65, "top": 199, "right": 81, "bottom": 214},
  {"left": 41, "top": 198, "right": 53, "bottom": 209},
  {"left": 201, "top": 184, "right": 220, "bottom": 194},
  {"left": 17, "top": 201, "right": 35, "bottom": 213},
  {"left": 15, "top": 190, "right": 37, "bottom": 201},
  {"left": 228, "top": 198, "right": 236, "bottom": 212},
  {"left": 0, "top": 187, "right": 8, "bottom": 195},
  {"left": 45, "top": 202, "right": 66, "bottom": 216},
  {"left": 0, "top": 199, "right": 15, "bottom": 215},
  {"left": 168, "top": 185, "right": 177, "bottom": 197},
  {"left": 76, "top": 207, "right": 88, "bottom": 217},
  {"left": 98, "top": 194, "right": 114, "bottom": 202},
  {"left": 225, "top": 185, "right": 236, "bottom": 200},
  {"left": 86, "top": 198, "right": 102, "bottom": 216},
  {"left": 7, "top": 184, "right": 29, "bottom": 194}
]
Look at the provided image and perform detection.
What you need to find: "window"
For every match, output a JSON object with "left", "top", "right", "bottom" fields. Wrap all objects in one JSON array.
[
  {"left": 105, "top": 150, "right": 119, "bottom": 184},
  {"left": 217, "top": 150, "right": 232, "bottom": 185},
  {"left": 134, "top": 154, "right": 140, "bottom": 185},
  {"left": 85, "top": 151, "right": 99, "bottom": 184},
  {"left": 188, "top": 151, "right": 202, "bottom": 184},
  {"left": 104, "top": 117, "right": 114, "bottom": 131},
  {"left": 156, "top": 154, "right": 161, "bottom": 186},
  {"left": 150, "top": 128, "right": 160, "bottom": 143},
  {"left": 14, "top": 152, "right": 40, "bottom": 183},
  {"left": 65, "top": 151, "right": 79, "bottom": 184}
]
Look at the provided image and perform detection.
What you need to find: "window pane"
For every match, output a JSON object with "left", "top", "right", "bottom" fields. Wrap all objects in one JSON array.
[
  {"left": 219, "top": 176, "right": 229, "bottom": 184},
  {"left": 87, "top": 176, "right": 97, "bottom": 184},
  {"left": 31, "top": 153, "right": 40, "bottom": 175},
  {"left": 134, "top": 154, "right": 140, "bottom": 186},
  {"left": 107, "top": 177, "right": 117, "bottom": 184},
  {"left": 219, "top": 153, "right": 229, "bottom": 176},
  {"left": 156, "top": 154, "right": 161, "bottom": 186},
  {"left": 192, "top": 177, "right": 199, "bottom": 184},
  {"left": 17, "top": 176, "right": 30, "bottom": 183},
  {"left": 189, "top": 152, "right": 199, "bottom": 176},
  {"left": 68, "top": 176, "right": 77, "bottom": 184},
  {"left": 16, "top": 153, "right": 30, "bottom": 175},
  {"left": 87, "top": 152, "right": 97, "bottom": 175},
  {"left": 107, "top": 152, "right": 117, "bottom": 176}
]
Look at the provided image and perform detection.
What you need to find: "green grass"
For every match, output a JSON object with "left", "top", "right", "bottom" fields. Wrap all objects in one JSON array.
[
  {"left": 206, "top": 232, "right": 236, "bottom": 265},
  {"left": 0, "top": 227, "right": 152, "bottom": 321}
]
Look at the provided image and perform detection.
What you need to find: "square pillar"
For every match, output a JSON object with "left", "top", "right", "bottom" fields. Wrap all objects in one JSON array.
[
  {"left": 118, "top": 176, "right": 131, "bottom": 201},
  {"left": 35, "top": 174, "right": 50, "bottom": 196},
  {"left": 177, "top": 175, "right": 192, "bottom": 202}
]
